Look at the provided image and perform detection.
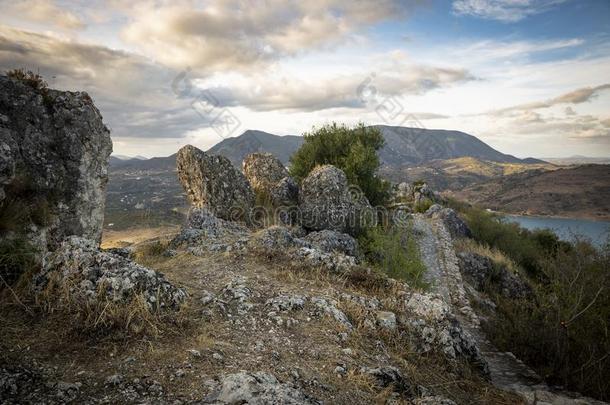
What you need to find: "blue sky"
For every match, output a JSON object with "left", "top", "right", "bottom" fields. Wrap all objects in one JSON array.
[{"left": 0, "top": 0, "right": 608, "bottom": 158}]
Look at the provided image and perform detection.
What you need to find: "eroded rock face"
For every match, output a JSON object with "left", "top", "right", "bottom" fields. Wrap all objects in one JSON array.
[
  {"left": 177, "top": 145, "right": 254, "bottom": 222},
  {"left": 243, "top": 153, "right": 289, "bottom": 196},
  {"left": 204, "top": 371, "right": 319, "bottom": 404},
  {"left": 298, "top": 165, "right": 373, "bottom": 235},
  {"left": 404, "top": 293, "right": 488, "bottom": 375},
  {"left": 427, "top": 207, "right": 472, "bottom": 239},
  {"left": 0, "top": 75, "right": 112, "bottom": 250},
  {"left": 35, "top": 237, "right": 187, "bottom": 310},
  {"left": 457, "top": 252, "right": 531, "bottom": 299},
  {"left": 302, "top": 229, "right": 360, "bottom": 257}
]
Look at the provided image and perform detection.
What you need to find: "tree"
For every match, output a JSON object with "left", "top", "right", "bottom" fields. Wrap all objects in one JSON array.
[{"left": 289, "top": 122, "right": 390, "bottom": 205}]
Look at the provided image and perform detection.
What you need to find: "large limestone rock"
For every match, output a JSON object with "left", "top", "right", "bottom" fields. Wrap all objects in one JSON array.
[
  {"left": 0, "top": 75, "right": 112, "bottom": 250},
  {"left": 243, "top": 152, "right": 289, "bottom": 196},
  {"left": 298, "top": 165, "right": 373, "bottom": 235},
  {"left": 177, "top": 145, "right": 254, "bottom": 222},
  {"left": 34, "top": 236, "right": 187, "bottom": 310}
]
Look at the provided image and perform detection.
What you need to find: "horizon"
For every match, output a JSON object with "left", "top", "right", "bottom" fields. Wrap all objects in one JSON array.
[{"left": 1, "top": 0, "right": 609, "bottom": 158}]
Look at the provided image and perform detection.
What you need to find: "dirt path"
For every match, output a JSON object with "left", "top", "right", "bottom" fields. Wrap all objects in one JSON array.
[{"left": 412, "top": 214, "right": 606, "bottom": 404}]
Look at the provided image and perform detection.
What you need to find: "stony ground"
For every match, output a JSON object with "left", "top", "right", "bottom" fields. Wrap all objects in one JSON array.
[{"left": 0, "top": 222, "right": 523, "bottom": 404}]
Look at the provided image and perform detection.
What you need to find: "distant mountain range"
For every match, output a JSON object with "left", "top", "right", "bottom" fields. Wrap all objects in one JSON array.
[{"left": 110, "top": 126, "right": 542, "bottom": 171}]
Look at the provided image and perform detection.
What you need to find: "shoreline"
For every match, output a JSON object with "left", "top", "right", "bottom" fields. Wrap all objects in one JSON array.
[{"left": 489, "top": 210, "right": 610, "bottom": 223}]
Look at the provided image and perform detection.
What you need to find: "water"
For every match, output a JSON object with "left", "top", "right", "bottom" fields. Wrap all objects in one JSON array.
[{"left": 504, "top": 215, "right": 610, "bottom": 246}]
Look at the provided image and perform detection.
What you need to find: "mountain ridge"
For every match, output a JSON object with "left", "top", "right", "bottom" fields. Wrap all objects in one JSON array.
[{"left": 110, "top": 127, "right": 543, "bottom": 170}]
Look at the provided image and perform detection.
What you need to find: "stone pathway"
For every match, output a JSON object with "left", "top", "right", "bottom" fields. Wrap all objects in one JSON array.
[{"left": 413, "top": 214, "right": 607, "bottom": 405}]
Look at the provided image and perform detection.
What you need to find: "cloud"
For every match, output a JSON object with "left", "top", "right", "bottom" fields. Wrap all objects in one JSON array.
[
  {"left": 193, "top": 52, "right": 472, "bottom": 111},
  {"left": 1, "top": 0, "right": 85, "bottom": 30},
  {"left": 120, "top": 0, "right": 427, "bottom": 72},
  {"left": 0, "top": 26, "right": 204, "bottom": 139},
  {"left": 508, "top": 114, "right": 610, "bottom": 142},
  {"left": 493, "top": 84, "right": 610, "bottom": 115},
  {"left": 452, "top": 0, "right": 568, "bottom": 23}
]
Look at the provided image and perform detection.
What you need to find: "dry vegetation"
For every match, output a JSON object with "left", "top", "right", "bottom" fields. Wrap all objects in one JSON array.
[{"left": 0, "top": 226, "right": 521, "bottom": 404}]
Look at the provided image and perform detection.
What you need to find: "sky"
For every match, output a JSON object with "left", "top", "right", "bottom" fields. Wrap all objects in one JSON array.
[{"left": 0, "top": 0, "right": 609, "bottom": 158}]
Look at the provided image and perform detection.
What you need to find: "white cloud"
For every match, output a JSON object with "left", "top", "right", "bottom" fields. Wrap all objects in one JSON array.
[
  {"left": 452, "top": 0, "right": 568, "bottom": 23},
  {"left": 0, "top": 0, "right": 85, "bottom": 30},
  {"left": 120, "top": 0, "right": 427, "bottom": 72}
]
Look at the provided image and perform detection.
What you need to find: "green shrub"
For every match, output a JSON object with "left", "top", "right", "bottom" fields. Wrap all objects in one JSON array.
[
  {"left": 358, "top": 224, "right": 428, "bottom": 290},
  {"left": 484, "top": 240, "right": 610, "bottom": 400},
  {"left": 414, "top": 198, "right": 433, "bottom": 213},
  {"left": 289, "top": 122, "right": 390, "bottom": 206}
]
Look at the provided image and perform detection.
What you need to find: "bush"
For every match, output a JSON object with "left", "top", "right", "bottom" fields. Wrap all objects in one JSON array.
[
  {"left": 6, "top": 68, "right": 48, "bottom": 91},
  {"left": 358, "top": 224, "right": 428, "bottom": 289},
  {"left": 484, "top": 240, "right": 610, "bottom": 400},
  {"left": 289, "top": 122, "right": 390, "bottom": 206}
]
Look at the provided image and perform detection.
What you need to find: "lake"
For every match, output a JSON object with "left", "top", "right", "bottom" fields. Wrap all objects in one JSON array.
[{"left": 504, "top": 215, "right": 610, "bottom": 246}]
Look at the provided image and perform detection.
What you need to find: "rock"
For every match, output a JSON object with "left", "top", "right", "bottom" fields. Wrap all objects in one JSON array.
[
  {"left": 170, "top": 208, "right": 249, "bottom": 250},
  {"left": 302, "top": 230, "right": 360, "bottom": 258},
  {"left": 243, "top": 153, "right": 289, "bottom": 196},
  {"left": 298, "top": 165, "right": 373, "bottom": 236},
  {"left": 105, "top": 374, "right": 123, "bottom": 386},
  {"left": 35, "top": 236, "right": 187, "bottom": 310},
  {"left": 0, "top": 75, "right": 112, "bottom": 251},
  {"left": 220, "top": 276, "right": 253, "bottom": 314},
  {"left": 427, "top": 208, "right": 471, "bottom": 239},
  {"left": 359, "top": 366, "right": 412, "bottom": 395},
  {"left": 177, "top": 145, "right": 254, "bottom": 222},
  {"left": 266, "top": 295, "right": 306, "bottom": 312},
  {"left": 457, "top": 252, "right": 532, "bottom": 299},
  {"left": 250, "top": 226, "right": 307, "bottom": 254},
  {"left": 413, "top": 396, "right": 457, "bottom": 405},
  {"left": 293, "top": 247, "right": 357, "bottom": 273},
  {"left": 376, "top": 311, "right": 397, "bottom": 330},
  {"left": 204, "top": 371, "right": 319, "bottom": 404},
  {"left": 404, "top": 293, "right": 488, "bottom": 375},
  {"left": 269, "top": 176, "right": 299, "bottom": 207},
  {"left": 311, "top": 297, "right": 353, "bottom": 329}
]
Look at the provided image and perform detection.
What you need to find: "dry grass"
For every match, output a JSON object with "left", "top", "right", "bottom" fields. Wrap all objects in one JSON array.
[
  {"left": 454, "top": 238, "right": 519, "bottom": 274},
  {"left": 101, "top": 226, "right": 180, "bottom": 249}
]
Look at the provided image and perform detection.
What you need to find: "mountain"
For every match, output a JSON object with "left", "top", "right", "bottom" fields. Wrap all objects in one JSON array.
[
  {"left": 542, "top": 156, "right": 610, "bottom": 165},
  {"left": 451, "top": 164, "right": 610, "bottom": 220},
  {"left": 207, "top": 130, "right": 304, "bottom": 167},
  {"left": 203, "top": 126, "right": 541, "bottom": 168}
]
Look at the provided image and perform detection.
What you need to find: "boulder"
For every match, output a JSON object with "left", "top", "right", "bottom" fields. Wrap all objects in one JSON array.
[
  {"left": 359, "top": 366, "right": 412, "bottom": 396},
  {"left": 302, "top": 229, "right": 360, "bottom": 257},
  {"left": 177, "top": 145, "right": 254, "bottom": 222},
  {"left": 243, "top": 153, "right": 289, "bottom": 196},
  {"left": 457, "top": 252, "right": 532, "bottom": 299},
  {"left": 428, "top": 207, "right": 472, "bottom": 239},
  {"left": 204, "top": 371, "right": 318, "bottom": 404},
  {"left": 34, "top": 236, "right": 187, "bottom": 310},
  {"left": 269, "top": 176, "right": 299, "bottom": 207},
  {"left": 0, "top": 75, "right": 112, "bottom": 251},
  {"left": 298, "top": 165, "right": 373, "bottom": 235}
]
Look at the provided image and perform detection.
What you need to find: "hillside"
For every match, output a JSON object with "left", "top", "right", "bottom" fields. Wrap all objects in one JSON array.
[
  {"left": 452, "top": 164, "right": 610, "bottom": 220},
  {"left": 380, "top": 157, "right": 556, "bottom": 191}
]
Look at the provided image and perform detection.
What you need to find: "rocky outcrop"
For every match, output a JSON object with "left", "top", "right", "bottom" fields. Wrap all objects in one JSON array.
[
  {"left": 302, "top": 229, "right": 360, "bottom": 257},
  {"left": 404, "top": 293, "right": 488, "bottom": 375},
  {"left": 0, "top": 75, "right": 112, "bottom": 251},
  {"left": 457, "top": 252, "right": 531, "bottom": 299},
  {"left": 170, "top": 208, "right": 249, "bottom": 254},
  {"left": 204, "top": 371, "right": 319, "bottom": 404},
  {"left": 243, "top": 153, "right": 289, "bottom": 197},
  {"left": 177, "top": 145, "right": 254, "bottom": 222},
  {"left": 426, "top": 206, "right": 472, "bottom": 239},
  {"left": 35, "top": 236, "right": 187, "bottom": 310},
  {"left": 298, "top": 165, "right": 373, "bottom": 235}
]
